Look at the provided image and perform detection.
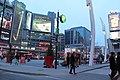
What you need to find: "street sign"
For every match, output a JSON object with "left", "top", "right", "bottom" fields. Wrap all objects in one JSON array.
[{"left": 60, "top": 14, "right": 66, "bottom": 23}]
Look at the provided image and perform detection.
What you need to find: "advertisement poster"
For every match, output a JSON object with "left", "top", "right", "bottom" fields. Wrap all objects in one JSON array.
[
  {"left": 0, "top": 1, "right": 13, "bottom": 41},
  {"left": 109, "top": 14, "right": 120, "bottom": 31},
  {"left": 11, "top": 1, "right": 26, "bottom": 44},
  {"left": 32, "top": 14, "right": 51, "bottom": 32}
]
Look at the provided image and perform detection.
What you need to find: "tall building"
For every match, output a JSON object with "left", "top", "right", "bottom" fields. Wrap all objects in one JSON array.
[
  {"left": 21, "top": 11, "right": 56, "bottom": 54},
  {"left": 0, "top": 0, "right": 57, "bottom": 55},
  {"left": 108, "top": 11, "right": 120, "bottom": 52},
  {"left": 58, "top": 33, "right": 65, "bottom": 53},
  {"left": 65, "top": 26, "right": 91, "bottom": 53}
]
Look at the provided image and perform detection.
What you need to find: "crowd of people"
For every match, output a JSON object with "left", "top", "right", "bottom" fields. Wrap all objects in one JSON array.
[{"left": 0, "top": 50, "right": 31, "bottom": 65}]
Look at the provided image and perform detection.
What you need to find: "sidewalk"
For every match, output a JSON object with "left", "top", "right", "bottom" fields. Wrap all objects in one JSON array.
[{"left": 0, "top": 60, "right": 109, "bottom": 76}]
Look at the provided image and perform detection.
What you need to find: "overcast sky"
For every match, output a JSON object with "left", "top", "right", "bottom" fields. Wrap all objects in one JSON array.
[{"left": 9, "top": 0, "right": 120, "bottom": 46}]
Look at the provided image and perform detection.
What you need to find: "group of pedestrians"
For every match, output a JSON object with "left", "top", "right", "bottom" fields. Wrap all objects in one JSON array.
[{"left": 109, "top": 52, "right": 120, "bottom": 80}]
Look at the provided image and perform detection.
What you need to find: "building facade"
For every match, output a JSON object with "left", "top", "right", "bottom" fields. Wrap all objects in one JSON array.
[
  {"left": 0, "top": 0, "right": 57, "bottom": 56},
  {"left": 65, "top": 26, "right": 91, "bottom": 53},
  {"left": 58, "top": 33, "right": 65, "bottom": 53}
]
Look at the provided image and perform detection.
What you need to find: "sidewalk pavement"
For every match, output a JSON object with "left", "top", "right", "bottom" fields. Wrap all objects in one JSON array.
[{"left": 0, "top": 60, "right": 109, "bottom": 76}]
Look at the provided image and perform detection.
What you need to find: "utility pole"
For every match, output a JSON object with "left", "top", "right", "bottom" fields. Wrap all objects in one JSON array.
[{"left": 86, "top": 0, "right": 95, "bottom": 66}]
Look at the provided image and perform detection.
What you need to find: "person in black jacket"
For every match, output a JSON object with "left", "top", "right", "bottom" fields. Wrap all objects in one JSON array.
[
  {"left": 116, "top": 52, "right": 120, "bottom": 75},
  {"left": 67, "top": 52, "right": 70, "bottom": 68},
  {"left": 109, "top": 52, "right": 117, "bottom": 79},
  {"left": 113, "top": 52, "right": 120, "bottom": 80},
  {"left": 69, "top": 52, "right": 76, "bottom": 75}
]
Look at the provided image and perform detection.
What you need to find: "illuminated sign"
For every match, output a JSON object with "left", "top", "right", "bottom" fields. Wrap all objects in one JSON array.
[
  {"left": 0, "top": 1, "right": 13, "bottom": 41},
  {"left": 109, "top": 14, "right": 120, "bottom": 31},
  {"left": 110, "top": 31, "right": 120, "bottom": 40},
  {"left": 32, "top": 14, "right": 51, "bottom": 32}
]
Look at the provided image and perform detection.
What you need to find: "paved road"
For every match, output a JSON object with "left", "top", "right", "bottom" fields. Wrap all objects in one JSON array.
[
  {"left": 50, "top": 67, "right": 110, "bottom": 80},
  {"left": 0, "top": 70, "right": 61, "bottom": 80},
  {"left": 1, "top": 67, "right": 118, "bottom": 80}
]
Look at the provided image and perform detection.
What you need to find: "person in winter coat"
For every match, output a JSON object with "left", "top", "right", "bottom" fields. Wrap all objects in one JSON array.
[
  {"left": 69, "top": 52, "right": 77, "bottom": 75},
  {"left": 109, "top": 52, "right": 117, "bottom": 79}
]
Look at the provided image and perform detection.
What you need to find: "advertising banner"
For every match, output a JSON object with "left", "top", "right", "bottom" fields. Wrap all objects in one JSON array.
[
  {"left": 0, "top": 1, "right": 13, "bottom": 41},
  {"left": 11, "top": 1, "right": 26, "bottom": 44},
  {"left": 32, "top": 14, "right": 51, "bottom": 32},
  {"left": 109, "top": 14, "right": 120, "bottom": 31}
]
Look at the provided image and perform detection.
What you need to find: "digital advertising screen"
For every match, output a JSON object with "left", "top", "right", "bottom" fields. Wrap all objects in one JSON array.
[
  {"left": 0, "top": 1, "right": 13, "bottom": 41},
  {"left": 32, "top": 14, "right": 51, "bottom": 32},
  {"left": 108, "top": 14, "right": 120, "bottom": 31},
  {"left": 0, "top": 1, "right": 13, "bottom": 30}
]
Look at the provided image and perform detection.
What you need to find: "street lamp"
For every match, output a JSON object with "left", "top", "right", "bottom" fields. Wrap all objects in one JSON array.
[
  {"left": 55, "top": 10, "right": 66, "bottom": 69},
  {"left": 55, "top": 11, "right": 59, "bottom": 69},
  {"left": 100, "top": 18, "right": 107, "bottom": 62},
  {"left": 86, "top": 0, "right": 95, "bottom": 66}
]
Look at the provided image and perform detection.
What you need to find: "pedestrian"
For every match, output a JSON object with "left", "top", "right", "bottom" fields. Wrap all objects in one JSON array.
[
  {"left": 109, "top": 52, "right": 117, "bottom": 79},
  {"left": 10, "top": 52, "right": 14, "bottom": 65},
  {"left": 15, "top": 52, "right": 19, "bottom": 65},
  {"left": 66, "top": 52, "right": 70, "bottom": 68},
  {"left": 113, "top": 52, "right": 120, "bottom": 80},
  {"left": 69, "top": 52, "right": 77, "bottom": 75},
  {"left": 0, "top": 49, "right": 3, "bottom": 60}
]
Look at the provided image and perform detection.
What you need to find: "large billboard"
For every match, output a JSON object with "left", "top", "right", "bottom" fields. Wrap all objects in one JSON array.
[
  {"left": 108, "top": 13, "right": 120, "bottom": 31},
  {"left": 0, "top": 1, "right": 13, "bottom": 41},
  {"left": 11, "top": 1, "right": 26, "bottom": 45},
  {"left": 32, "top": 14, "right": 51, "bottom": 32}
]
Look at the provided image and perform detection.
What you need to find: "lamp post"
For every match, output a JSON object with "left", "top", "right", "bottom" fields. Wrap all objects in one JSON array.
[
  {"left": 55, "top": 11, "right": 59, "bottom": 69},
  {"left": 55, "top": 11, "right": 66, "bottom": 69},
  {"left": 100, "top": 18, "right": 107, "bottom": 62},
  {"left": 86, "top": 0, "right": 95, "bottom": 66}
]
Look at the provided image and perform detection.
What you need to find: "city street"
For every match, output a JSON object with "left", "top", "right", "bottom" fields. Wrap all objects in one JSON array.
[
  {"left": 0, "top": 66, "right": 113, "bottom": 80},
  {"left": 0, "top": 0, "right": 120, "bottom": 80},
  {"left": 0, "top": 59, "right": 118, "bottom": 80}
]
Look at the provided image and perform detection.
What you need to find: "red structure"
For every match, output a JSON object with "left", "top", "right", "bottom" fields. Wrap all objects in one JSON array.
[{"left": 44, "top": 56, "right": 54, "bottom": 68}]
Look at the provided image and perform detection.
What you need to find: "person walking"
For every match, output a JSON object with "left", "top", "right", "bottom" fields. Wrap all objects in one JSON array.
[
  {"left": 15, "top": 53, "right": 19, "bottom": 65},
  {"left": 116, "top": 52, "right": 120, "bottom": 75},
  {"left": 113, "top": 52, "right": 120, "bottom": 80},
  {"left": 109, "top": 52, "right": 117, "bottom": 79},
  {"left": 66, "top": 52, "right": 70, "bottom": 68},
  {"left": 69, "top": 52, "right": 77, "bottom": 75},
  {"left": 10, "top": 52, "right": 14, "bottom": 65}
]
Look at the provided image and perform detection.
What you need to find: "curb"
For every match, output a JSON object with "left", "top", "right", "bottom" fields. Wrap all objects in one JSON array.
[
  {"left": 78, "top": 64, "right": 109, "bottom": 73},
  {"left": 0, "top": 68, "right": 48, "bottom": 76}
]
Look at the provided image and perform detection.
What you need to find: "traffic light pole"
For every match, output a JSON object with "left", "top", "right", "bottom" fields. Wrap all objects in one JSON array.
[{"left": 55, "top": 11, "right": 59, "bottom": 69}]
